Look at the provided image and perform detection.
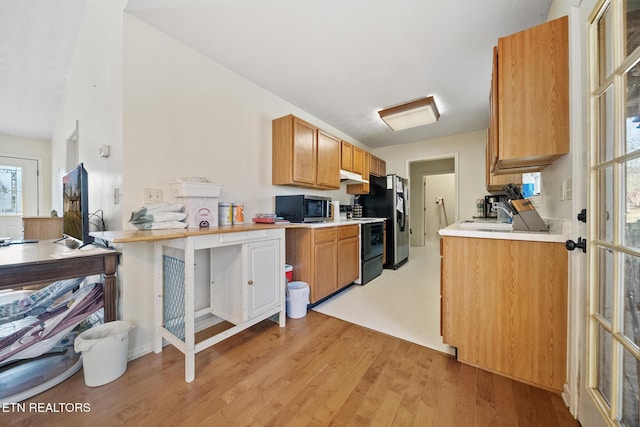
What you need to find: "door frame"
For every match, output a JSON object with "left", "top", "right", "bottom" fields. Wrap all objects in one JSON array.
[
  {"left": 0, "top": 153, "right": 43, "bottom": 216},
  {"left": 406, "top": 153, "right": 459, "bottom": 247}
]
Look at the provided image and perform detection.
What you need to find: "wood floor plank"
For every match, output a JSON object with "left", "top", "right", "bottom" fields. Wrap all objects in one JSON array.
[{"left": 4, "top": 312, "right": 579, "bottom": 427}]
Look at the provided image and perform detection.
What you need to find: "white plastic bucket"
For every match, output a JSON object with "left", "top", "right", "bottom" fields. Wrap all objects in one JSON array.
[
  {"left": 74, "top": 321, "right": 134, "bottom": 387},
  {"left": 286, "top": 281, "right": 309, "bottom": 319}
]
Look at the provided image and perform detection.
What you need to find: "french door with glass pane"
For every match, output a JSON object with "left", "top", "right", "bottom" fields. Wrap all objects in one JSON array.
[{"left": 589, "top": 1, "right": 640, "bottom": 425}]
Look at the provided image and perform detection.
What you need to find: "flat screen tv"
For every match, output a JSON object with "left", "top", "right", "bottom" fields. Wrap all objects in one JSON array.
[{"left": 62, "top": 163, "right": 93, "bottom": 247}]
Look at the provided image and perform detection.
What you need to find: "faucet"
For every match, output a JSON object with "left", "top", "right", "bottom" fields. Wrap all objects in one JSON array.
[{"left": 492, "top": 202, "right": 513, "bottom": 223}]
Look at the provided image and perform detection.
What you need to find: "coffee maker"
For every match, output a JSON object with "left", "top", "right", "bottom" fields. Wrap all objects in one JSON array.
[{"left": 484, "top": 195, "right": 507, "bottom": 218}]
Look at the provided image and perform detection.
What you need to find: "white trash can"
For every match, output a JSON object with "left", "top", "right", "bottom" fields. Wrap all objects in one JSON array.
[
  {"left": 74, "top": 321, "right": 134, "bottom": 387},
  {"left": 286, "top": 281, "right": 310, "bottom": 319}
]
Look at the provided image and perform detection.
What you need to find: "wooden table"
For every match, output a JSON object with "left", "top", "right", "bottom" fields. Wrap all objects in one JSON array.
[{"left": 0, "top": 240, "right": 120, "bottom": 321}]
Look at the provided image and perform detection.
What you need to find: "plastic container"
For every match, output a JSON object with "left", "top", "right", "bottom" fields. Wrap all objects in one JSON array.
[
  {"left": 285, "top": 281, "right": 309, "bottom": 319},
  {"left": 285, "top": 264, "right": 293, "bottom": 282},
  {"left": 232, "top": 203, "right": 244, "bottom": 224},
  {"left": 74, "top": 321, "right": 134, "bottom": 387},
  {"left": 170, "top": 182, "right": 222, "bottom": 198},
  {"left": 219, "top": 203, "right": 232, "bottom": 225},
  {"left": 183, "top": 198, "right": 218, "bottom": 227}
]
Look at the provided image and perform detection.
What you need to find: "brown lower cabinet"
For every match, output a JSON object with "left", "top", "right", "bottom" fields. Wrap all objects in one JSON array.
[
  {"left": 441, "top": 236, "right": 567, "bottom": 392},
  {"left": 22, "top": 216, "right": 64, "bottom": 239},
  {"left": 286, "top": 225, "right": 359, "bottom": 303}
]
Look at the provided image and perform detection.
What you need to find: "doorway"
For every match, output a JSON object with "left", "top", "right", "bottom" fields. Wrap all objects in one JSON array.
[
  {"left": 408, "top": 156, "right": 457, "bottom": 247},
  {"left": 423, "top": 173, "right": 455, "bottom": 243},
  {"left": 0, "top": 155, "right": 40, "bottom": 239}
]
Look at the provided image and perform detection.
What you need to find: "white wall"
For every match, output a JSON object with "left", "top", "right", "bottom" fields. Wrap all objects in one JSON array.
[
  {"left": 0, "top": 134, "right": 52, "bottom": 212},
  {"left": 119, "top": 14, "right": 371, "bottom": 356},
  {"left": 374, "top": 130, "right": 487, "bottom": 222},
  {"left": 50, "top": 0, "right": 126, "bottom": 233},
  {"left": 424, "top": 173, "right": 455, "bottom": 240}
]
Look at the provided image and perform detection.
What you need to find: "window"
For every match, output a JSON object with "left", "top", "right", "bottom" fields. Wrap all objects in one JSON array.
[{"left": 0, "top": 165, "right": 22, "bottom": 215}]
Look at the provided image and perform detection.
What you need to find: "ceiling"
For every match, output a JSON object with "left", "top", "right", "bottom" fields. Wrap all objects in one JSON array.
[{"left": 1, "top": 0, "right": 553, "bottom": 147}]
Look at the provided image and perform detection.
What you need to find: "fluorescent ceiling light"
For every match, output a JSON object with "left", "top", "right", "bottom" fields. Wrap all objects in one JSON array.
[{"left": 378, "top": 96, "right": 440, "bottom": 131}]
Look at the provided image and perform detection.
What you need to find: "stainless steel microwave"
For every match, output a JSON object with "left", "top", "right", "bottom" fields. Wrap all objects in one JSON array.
[{"left": 275, "top": 195, "right": 332, "bottom": 223}]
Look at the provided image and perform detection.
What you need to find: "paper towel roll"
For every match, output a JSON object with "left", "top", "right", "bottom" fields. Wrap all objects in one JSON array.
[{"left": 332, "top": 201, "right": 340, "bottom": 222}]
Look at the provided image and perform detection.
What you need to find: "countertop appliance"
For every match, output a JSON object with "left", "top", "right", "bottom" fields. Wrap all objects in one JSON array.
[
  {"left": 275, "top": 195, "right": 332, "bottom": 223},
  {"left": 484, "top": 195, "right": 508, "bottom": 218},
  {"left": 358, "top": 220, "right": 384, "bottom": 284},
  {"left": 359, "top": 174, "right": 409, "bottom": 269}
]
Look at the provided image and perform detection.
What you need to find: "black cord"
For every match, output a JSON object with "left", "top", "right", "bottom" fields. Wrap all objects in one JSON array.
[{"left": 88, "top": 209, "right": 106, "bottom": 231}]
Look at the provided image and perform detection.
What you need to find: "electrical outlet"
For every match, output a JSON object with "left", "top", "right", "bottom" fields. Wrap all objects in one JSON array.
[{"left": 144, "top": 188, "right": 163, "bottom": 204}]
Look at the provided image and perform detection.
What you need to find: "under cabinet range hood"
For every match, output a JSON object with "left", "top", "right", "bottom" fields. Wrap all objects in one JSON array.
[{"left": 339, "top": 170, "right": 368, "bottom": 183}]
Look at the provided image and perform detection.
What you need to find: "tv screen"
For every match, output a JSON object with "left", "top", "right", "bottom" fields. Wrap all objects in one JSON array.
[{"left": 62, "top": 163, "right": 93, "bottom": 246}]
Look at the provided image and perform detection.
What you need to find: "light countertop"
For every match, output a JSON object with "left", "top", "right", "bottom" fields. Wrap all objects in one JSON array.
[
  {"left": 91, "top": 218, "right": 387, "bottom": 244},
  {"left": 438, "top": 219, "right": 570, "bottom": 243}
]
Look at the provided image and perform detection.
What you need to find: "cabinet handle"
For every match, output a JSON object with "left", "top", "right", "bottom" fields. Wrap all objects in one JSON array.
[{"left": 248, "top": 280, "right": 254, "bottom": 285}]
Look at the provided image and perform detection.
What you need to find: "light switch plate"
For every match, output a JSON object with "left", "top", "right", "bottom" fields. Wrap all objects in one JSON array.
[
  {"left": 99, "top": 145, "right": 111, "bottom": 158},
  {"left": 144, "top": 188, "right": 163, "bottom": 204}
]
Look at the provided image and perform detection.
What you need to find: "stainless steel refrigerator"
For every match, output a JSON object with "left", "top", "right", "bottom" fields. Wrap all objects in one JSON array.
[{"left": 359, "top": 174, "right": 409, "bottom": 269}]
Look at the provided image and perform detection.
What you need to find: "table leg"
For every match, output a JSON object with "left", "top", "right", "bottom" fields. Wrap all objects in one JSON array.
[
  {"left": 184, "top": 238, "right": 196, "bottom": 383},
  {"left": 103, "top": 253, "right": 118, "bottom": 322},
  {"left": 154, "top": 243, "right": 163, "bottom": 354}
]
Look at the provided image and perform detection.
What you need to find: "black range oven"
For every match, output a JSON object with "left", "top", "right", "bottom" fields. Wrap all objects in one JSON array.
[{"left": 360, "top": 221, "right": 384, "bottom": 284}]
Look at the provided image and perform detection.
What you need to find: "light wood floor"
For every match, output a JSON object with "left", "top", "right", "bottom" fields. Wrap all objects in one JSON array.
[{"left": 7, "top": 312, "right": 579, "bottom": 426}]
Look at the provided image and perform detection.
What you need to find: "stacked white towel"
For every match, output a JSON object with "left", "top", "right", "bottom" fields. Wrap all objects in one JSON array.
[{"left": 129, "top": 203, "right": 188, "bottom": 230}]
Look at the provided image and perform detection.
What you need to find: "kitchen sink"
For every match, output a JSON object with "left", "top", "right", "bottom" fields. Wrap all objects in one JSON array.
[{"left": 458, "top": 219, "right": 513, "bottom": 230}]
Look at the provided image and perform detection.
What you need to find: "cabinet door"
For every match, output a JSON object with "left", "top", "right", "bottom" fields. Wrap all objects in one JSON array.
[
  {"left": 347, "top": 152, "right": 371, "bottom": 194},
  {"left": 312, "top": 228, "right": 337, "bottom": 302},
  {"left": 317, "top": 130, "right": 340, "bottom": 189},
  {"left": 245, "top": 239, "right": 280, "bottom": 320},
  {"left": 497, "top": 16, "right": 569, "bottom": 171},
  {"left": 337, "top": 236, "right": 359, "bottom": 287},
  {"left": 370, "top": 155, "right": 386, "bottom": 177},
  {"left": 442, "top": 236, "right": 567, "bottom": 392},
  {"left": 292, "top": 117, "right": 317, "bottom": 185},
  {"left": 352, "top": 147, "right": 363, "bottom": 174},
  {"left": 341, "top": 141, "right": 353, "bottom": 171}
]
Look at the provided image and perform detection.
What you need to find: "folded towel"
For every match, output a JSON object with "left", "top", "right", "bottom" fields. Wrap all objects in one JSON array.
[
  {"left": 129, "top": 203, "right": 184, "bottom": 222},
  {"left": 132, "top": 221, "right": 188, "bottom": 230},
  {"left": 130, "top": 211, "right": 187, "bottom": 224}
]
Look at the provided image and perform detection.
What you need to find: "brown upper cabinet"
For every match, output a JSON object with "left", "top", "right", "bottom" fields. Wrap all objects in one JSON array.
[
  {"left": 347, "top": 151, "right": 371, "bottom": 195},
  {"left": 341, "top": 140, "right": 354, "bottom": 171},
  {"left": 370, "top": 155, "right": 386, "bottom": 177},
  {"left": 489, "top": 16, "right": 569, "bottom": 175},
  {"left": 352, "top": 147, "right": 364, "bottom": 175},
  {"left": 272, "top": 115, "right": 340, "bottom": 189}
]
